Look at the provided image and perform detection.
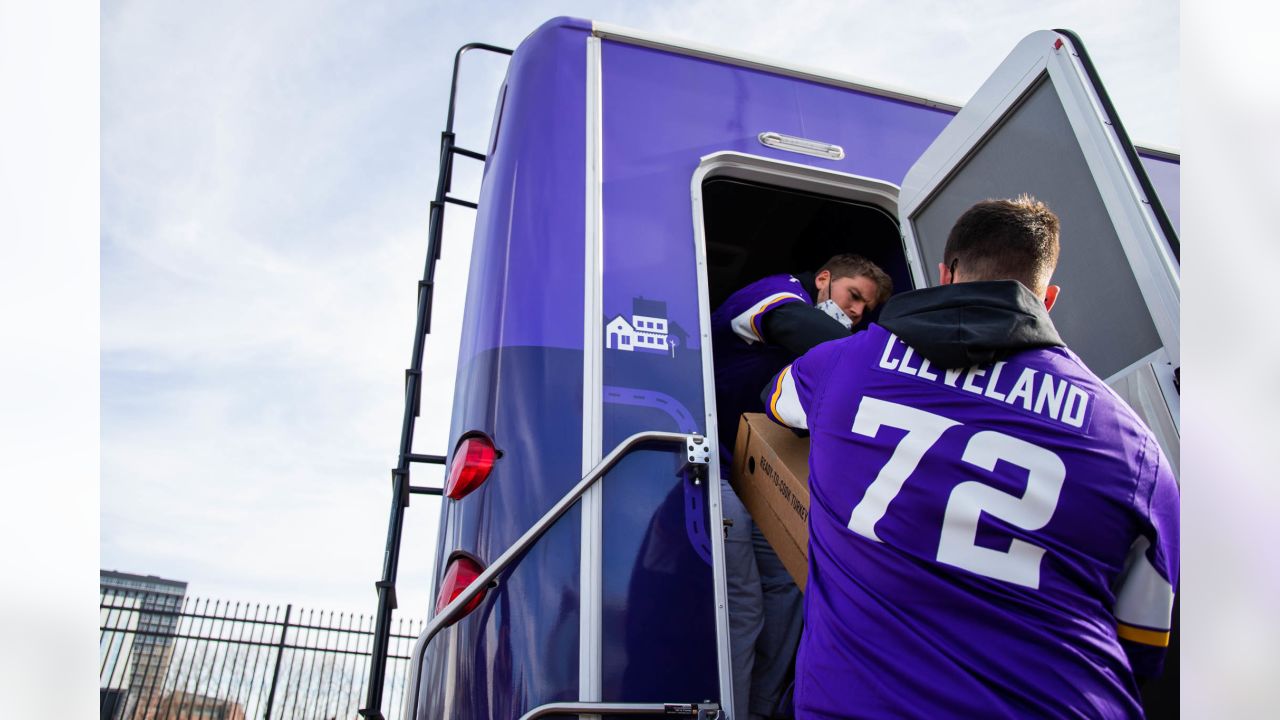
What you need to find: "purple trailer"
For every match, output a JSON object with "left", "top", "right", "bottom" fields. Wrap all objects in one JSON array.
[{"left": 364, "top": 17, "right": 1180, "bottom": 720}]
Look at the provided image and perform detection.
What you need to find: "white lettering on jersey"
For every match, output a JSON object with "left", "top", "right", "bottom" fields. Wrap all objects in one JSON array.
[
  {"left": 962, "top": 366, "right": 987, "bottom": 394},
  {"left": 1062, "top": 384, "right": 1090, "bottom": 428},
  {"left": 879, "top": 333, "right": 902, "bottom": 370},
  {"left": 846, "top": 397, "right": 1065, "bottom": 588},
  {"left": 873, "top": 336, "right": 1094, "bottom": 432},
  {"left": 1006, "top": 368, "right": 1036, "bottom": 410},
  {"left": 916, "top": 357, "right": 939, "bottom": 382},
  {"left": 899, "top": 345, "right": 921, "bottom": 376},
  {"left": 1035, "top": 374, "right": 1067, "bottom": 421},
  {"left": 983, "top": 362, "right": 1008, "bottom": 402}
]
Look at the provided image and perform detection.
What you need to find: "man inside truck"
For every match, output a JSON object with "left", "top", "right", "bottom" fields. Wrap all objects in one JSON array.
[
  {"left": 762, "top": 197, "right": 1178, "bottom": 718},
  {"left": 711, "top": 254, "right": 892, "bottom": 719}
]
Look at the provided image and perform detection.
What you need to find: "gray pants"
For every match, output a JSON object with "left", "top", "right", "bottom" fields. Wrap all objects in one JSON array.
[{"left": 721, "top": 477, "right": 803, "bottom": 719}]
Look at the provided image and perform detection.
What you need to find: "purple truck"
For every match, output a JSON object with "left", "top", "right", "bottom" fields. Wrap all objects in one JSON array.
[{"left": 363, "top": 17, "right": 1180, "bottom": 720}]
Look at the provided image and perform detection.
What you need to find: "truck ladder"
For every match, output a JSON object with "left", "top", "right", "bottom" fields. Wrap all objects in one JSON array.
[{"left": 359, "top": 41, "right": 513, "bottom": 720}]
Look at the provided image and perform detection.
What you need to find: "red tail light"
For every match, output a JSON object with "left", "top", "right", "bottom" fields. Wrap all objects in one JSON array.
[
  {"left": 434, "top": 552, "right": 488, "bottom": 621},
  {"left": 445, "top": 433, "right": 499, "bottom": 500}
]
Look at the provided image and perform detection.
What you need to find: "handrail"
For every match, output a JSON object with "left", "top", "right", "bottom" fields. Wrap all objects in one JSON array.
[
  {"left": 444, "top": 43, "right": 514, "bottom": 134},
  {"left": 402, "top": 430, "right": 709, "bottom": 720},
  {"left": 518, "top": 701, "right": 722, "bottom": 720}
]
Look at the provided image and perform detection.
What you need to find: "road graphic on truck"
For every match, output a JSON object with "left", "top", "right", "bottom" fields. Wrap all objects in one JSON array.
[{"left": 604, "top": 385, "right": 713, "bottom": 565}]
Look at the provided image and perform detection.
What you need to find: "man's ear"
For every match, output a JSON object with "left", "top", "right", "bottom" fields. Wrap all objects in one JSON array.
[
  {"left": 937, "top": 262, "right": 952, "bottom": 286},
  {"left": 1044, "top": 284, "right": 1060, "bottom": 312},
  {"left": 813, "top": 269, "right": 831, "bottom": 302}
]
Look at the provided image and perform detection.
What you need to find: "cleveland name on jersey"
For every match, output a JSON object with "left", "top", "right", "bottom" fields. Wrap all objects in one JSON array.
[{"left": 765, "top": 319, "right": 1178, "bottom": 719}]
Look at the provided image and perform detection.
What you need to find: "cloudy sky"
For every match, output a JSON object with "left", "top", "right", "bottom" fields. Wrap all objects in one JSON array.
[{"left": 98, "top": 1, "right": 1181, "bottom": 619}]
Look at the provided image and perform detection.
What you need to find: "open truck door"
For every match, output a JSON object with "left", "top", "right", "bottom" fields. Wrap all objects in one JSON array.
[{"left": 898, "top": 29, "right": 1180, "bottom": 473}]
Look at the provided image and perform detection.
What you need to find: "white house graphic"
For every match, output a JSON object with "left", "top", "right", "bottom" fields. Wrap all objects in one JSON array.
[{"left": 606, "top": 297, "right": 688, "bottom": 358}]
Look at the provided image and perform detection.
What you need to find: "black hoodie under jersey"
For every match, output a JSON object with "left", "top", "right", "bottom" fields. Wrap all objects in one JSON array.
[{"left": 876, "top": 280, "right": 1064, "bottom": 370}]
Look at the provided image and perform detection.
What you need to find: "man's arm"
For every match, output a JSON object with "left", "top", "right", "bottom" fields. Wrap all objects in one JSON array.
[
  {"left": 762, "top": 364, "right": 808, "bottom": 430},
  {"left": 760, "top": 301, "right": 850, "bottom": 356},
  {"left": 759, "top": 338, "right": 848, "bottom": 431},
  {"left": 726, "top": 291, "right": 807, "bottom": 345},
  {"left": 1114, "top": 439, "right": 1180, "bottom": 683}
]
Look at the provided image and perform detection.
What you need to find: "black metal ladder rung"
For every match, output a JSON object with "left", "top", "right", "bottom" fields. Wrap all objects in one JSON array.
[
  {"left": 452, "top": 146, "right": 487, "bottom": 161},
  {"left": 443, "top": 195, "right": 478, "bottom": 209},
  {"left": 404, "top": 456, "right": 447, "bottom": 498}
]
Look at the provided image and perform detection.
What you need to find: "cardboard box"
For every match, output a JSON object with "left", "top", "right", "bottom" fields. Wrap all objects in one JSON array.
[{"left": 730, "top": 412, "right": 811, "bottom": 591}]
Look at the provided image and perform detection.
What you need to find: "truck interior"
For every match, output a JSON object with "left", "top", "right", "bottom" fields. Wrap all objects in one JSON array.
[{"left": 701, "top": 176, "right": 915, "bottom": 319}]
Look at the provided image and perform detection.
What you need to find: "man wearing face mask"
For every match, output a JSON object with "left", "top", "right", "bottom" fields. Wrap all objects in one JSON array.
[{"left": 711, "top": 253, "right": 892, "bottom": 720}]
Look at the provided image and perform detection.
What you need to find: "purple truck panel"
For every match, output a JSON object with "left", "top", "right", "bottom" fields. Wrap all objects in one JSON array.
[
  {"left": 421, "top": 17, "right": 590, "bottom": 720},
  {"left": 454, "top": 17, "right": 592, "bottom": 362},
  {"left": 599, "top": 41, "right": 954, "bottom": 342}
]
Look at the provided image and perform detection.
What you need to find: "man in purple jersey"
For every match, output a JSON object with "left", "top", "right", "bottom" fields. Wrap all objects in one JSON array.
[
  {"left": 712, "top": 255, "right": 892, "bottom": 719},
  {"left": 764, "top": 197, "right": 1178, "bottom": 719}
]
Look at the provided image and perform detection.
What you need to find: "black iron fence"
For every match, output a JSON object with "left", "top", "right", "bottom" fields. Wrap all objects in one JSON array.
[{"left": 99, "top": 592, "right": 422, "bottom": 720}]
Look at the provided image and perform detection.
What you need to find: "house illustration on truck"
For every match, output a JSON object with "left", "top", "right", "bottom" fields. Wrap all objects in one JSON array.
[{"left": 606, "top": 296, "right": 689, "bottom": 357}]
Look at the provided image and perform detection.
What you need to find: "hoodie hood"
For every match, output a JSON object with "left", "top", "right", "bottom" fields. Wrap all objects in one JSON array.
[{"left": 877, "top": 281, "right": 1064, "bottom": 369}]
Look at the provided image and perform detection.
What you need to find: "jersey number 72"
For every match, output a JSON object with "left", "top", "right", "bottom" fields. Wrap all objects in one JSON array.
[{"left": 845, "top": 396, "right": 1065, "bottom": 589}]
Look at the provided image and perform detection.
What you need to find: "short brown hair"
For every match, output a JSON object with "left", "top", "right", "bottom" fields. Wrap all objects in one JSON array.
[
  {"left": 819, "top": 253, "right": 893, "bottom": 306},
  {"left": 943, "top": 195, "right": 1060, "bottom": 293}
]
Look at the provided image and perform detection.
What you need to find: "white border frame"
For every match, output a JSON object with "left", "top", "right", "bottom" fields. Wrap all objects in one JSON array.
[
  {"left": 897, "top": 30, "right": 1181, "bottom": 435},
  {"left": 690, "top": 151, "right": 903, "bottom": 720},
  {"left": 579, "top": 34, "right": 605, "bottom": 716}
]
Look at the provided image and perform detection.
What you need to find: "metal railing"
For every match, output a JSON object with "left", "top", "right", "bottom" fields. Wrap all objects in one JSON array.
[
  {"left": 518, "top": 702, "right": 722, "bottom": 720},
  {"left": 99, "top": 592, "right": 421, "bottom": 720},
  {"left": 404, "top": 431, "right": 712, "bottom": 719}
]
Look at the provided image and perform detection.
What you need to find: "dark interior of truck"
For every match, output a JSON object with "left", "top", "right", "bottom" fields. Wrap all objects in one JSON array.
[{"left": 701, "top": 177, "right": 914, "bottom": 321}]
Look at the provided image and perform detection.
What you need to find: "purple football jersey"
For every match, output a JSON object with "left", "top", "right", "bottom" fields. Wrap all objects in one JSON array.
[
  {"left": 765, "top": 324, "right": 1178, "bottom": 719},
  {"left": 711, "top": 274, "right": 812, "bottom": 456}
]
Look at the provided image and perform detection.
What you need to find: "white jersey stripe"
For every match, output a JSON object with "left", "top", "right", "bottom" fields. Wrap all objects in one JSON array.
[
  {"left": 729, "top": 292, "right": 806, "bottom": 344},
  {"left": 1113, "top": 536, "right": 1175, "bottom": 631},
  {"left": 769, "top": 365, "right": 808, "bottom": 430}
]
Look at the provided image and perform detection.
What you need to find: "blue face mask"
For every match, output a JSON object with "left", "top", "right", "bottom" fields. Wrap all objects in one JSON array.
[{"left": 816, "top": 298, "right": 854, "bottom": 331}]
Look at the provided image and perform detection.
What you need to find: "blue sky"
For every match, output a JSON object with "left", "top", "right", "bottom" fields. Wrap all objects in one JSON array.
[{"left": 99, "top": 0, "right": 1180, "bottom": 619}]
